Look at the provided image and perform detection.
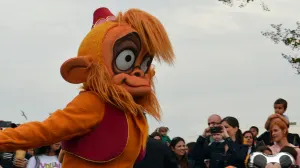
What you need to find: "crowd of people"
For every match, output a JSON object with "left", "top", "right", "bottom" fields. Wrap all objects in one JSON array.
[
  {"left": 135, "top": 98, "right": 300, "bottom": 168},
  {"left": 0, "top": 98, "right": 299, "bottom": 168}
]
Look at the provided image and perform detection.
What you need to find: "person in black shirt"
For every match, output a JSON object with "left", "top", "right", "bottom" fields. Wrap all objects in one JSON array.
[
  {"left": 134, "top": 136, "right": 177, "bottom": 168},
  {"left": 0, "top": 151, "right": 32, "bottom": 168}
]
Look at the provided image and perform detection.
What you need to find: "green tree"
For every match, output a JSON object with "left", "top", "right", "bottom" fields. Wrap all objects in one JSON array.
[{"left": 262, "top": 22, "right": 300, "bottom": 74}]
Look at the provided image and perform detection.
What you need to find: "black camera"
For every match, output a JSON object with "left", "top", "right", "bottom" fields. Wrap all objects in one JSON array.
[{"left": 210, "top": 126, "right": 222, "bottom": 133}]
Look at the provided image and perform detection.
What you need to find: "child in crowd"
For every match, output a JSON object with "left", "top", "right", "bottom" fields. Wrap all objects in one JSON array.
[
  {"left": 265, "top": 98, "right": 290, "bottom": 130},
  {"left": 209, "top": 133, "right": 224, "bottom": 145},
  {"left": 256, "top": 146, "right": 273, "bottom": 155},
  {"left": 274, "top": 98, "right": 290, "bottom": 122},
  {"left": 205, "top": 132, "right": 226, "bottom": 168},
  {"left": 27, "top": 142, "right": 61, "bottom": 168},
  {"left": 157, "top": 127, "right": 171, "bottom": 145},
  {"left": 150, "top": 132, "right": 162, "bottom": 140}
]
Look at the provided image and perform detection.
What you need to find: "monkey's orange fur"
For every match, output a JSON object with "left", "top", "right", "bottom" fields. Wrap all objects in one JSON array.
[{"left": 0, "top": 8, "right": 175, "bottom": 168}]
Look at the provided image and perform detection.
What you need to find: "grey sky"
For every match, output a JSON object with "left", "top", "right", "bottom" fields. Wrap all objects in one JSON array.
[{"left": 0, "top": 0, "right": 299, "bottom": 142}]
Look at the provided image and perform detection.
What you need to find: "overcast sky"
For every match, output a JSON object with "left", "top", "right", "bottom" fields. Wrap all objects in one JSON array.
[{"left": 1, "top": 0, "right": 299, "bottom": 142}]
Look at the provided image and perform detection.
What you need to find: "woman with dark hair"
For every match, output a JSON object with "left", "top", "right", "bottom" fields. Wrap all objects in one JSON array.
[
  {"left": 220, "top": 117, "right": 248, "bottom": 167},
  {"left": 26, "top": 142, "right": 61, "bottom": 168},
  {"left": 243, "top": 131, "right": 255, "bottom": 154},
  {"left": 243, "top": 131, "right": 256, "bottom": 167},
  {"left": 221, "top": 117, "right": 243, "bottom": 144},
  {"left": 170, "top": 137, "right": 193, "bottom": 168}
]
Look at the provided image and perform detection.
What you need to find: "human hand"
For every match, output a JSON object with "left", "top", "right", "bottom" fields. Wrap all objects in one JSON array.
[
  {"left": 13, "top": 158, "right": 27, "bottom": 168},
  {"left": 268, "top": 114, "right": 279, "bottom": 120},
  {"left": 202, "top": 127, "right": 211, "bottom": 138},
  {"left": 221, "top": 125, "right": 229, "bottom": 138},
  {"left": 58, "top": 149, "right": 65, "bottom": 163},
  {"left": 204, "top": 159, "right": 210, "bottom": 167}
]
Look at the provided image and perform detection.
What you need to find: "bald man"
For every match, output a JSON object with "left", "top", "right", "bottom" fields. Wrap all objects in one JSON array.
[
  {"left": 208, "top": 114, "right": 222, "bottom": 128},
  {"left": 189, "top": 114, "right": 222, "bottom": 168},
  {"left": 205, "top": 114, "right": 222, "bottom": 144}
]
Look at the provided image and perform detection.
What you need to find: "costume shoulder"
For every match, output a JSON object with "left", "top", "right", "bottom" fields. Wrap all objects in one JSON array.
[
  {"left": 65, "top": 91, "right": 105, "bottom": 114},
  {"left": 0, "top": 91, "right": 105, "bottom": 151}
]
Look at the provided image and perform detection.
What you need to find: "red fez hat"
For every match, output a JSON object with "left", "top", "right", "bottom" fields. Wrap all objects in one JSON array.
[{"left": 92, "top": 7, "right": 116, "bottom": 28}]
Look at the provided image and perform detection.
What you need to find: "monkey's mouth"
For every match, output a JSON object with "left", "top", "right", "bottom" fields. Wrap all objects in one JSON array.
[
  {"left": 112, "top": 75, "right": 151, "bottom": 96},
  {"left": 122, "top": 78, "right": 149, "bottom": 88}
]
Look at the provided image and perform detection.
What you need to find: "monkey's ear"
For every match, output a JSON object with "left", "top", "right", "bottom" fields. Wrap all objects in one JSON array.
[{"left": 60, "top": 56, "right": 95, "bottom": 84}]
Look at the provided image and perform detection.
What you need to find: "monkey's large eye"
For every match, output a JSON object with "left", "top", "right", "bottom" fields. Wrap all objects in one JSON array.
[
  {"left": 140, "top": 55, "right": 153, "bottom": 73},
  {"left": 115, "top": 49, "right": 136, "bottom": 71}
]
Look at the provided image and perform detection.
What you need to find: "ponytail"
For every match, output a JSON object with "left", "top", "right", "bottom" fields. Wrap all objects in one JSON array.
[{"left": 236, "top": 129, "right": 243, "bottom": 144}]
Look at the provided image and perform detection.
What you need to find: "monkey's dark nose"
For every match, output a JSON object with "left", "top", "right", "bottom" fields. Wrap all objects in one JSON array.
[{"left": 133, "top": 72, "right": 141, "bottom": 77}]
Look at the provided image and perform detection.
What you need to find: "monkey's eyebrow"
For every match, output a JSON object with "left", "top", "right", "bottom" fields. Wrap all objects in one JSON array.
[{"left": 115, "top": 32, "right": 141, "bottom": 51}]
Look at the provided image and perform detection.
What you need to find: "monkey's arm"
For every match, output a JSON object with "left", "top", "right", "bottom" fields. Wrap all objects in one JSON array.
[{"left": 0, "top": 91, "right": 105, "bottom": 151}]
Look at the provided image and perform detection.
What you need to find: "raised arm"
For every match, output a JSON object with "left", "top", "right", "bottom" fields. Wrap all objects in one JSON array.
[
  {"left": 58, "top": 149, "right": 65, "bottom": 163},
  {"left": 277, "top": 115, "right": 289, "bottom": 126},
  {"left": 265, "top": 114, "right": 289, "bottom": 130},
  {"left": 265, "top": 114, "right": 280, "bottom": 130},
  {"left": 264, "top": 118, "right": 271, "bottom": 130},
  {"left": 0, "top": 91, "right": 105, "bottom": 151},
  {"left": 190, "top": 128, "right": 211, "bottom": 168}
]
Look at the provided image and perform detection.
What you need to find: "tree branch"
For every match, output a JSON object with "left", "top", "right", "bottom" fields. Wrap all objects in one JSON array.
[{"left": 262, "top": 22, "right": 300, "bottom": 74}]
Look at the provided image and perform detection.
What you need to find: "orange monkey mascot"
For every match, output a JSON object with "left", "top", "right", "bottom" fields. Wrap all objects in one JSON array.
[{"left": 0, "top": 7, "right": 174, "bottom": 168}]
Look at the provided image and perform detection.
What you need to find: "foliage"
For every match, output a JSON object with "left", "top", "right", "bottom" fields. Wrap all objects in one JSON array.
[
  {"left": 218, "top": 0, "right": 299, "bottom": 74},
  {"left": 218, "top": 0, "right": 270, "bottom": 11},
  {"left": 262, "top": 22, "right": 300, "bottom": 74}
]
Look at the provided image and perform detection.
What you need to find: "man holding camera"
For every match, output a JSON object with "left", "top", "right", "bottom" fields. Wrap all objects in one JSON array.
[
  {"left": 206, "top": 114, "right": 222, "bottom": 144},
  {"left": 189, "top": 114, "right": 222, "bottom": 168}
]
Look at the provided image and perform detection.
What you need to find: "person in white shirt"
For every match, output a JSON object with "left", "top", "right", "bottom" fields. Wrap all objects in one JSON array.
[{"left": 27, "top": 142, "right": 61, "bottom": 168}]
